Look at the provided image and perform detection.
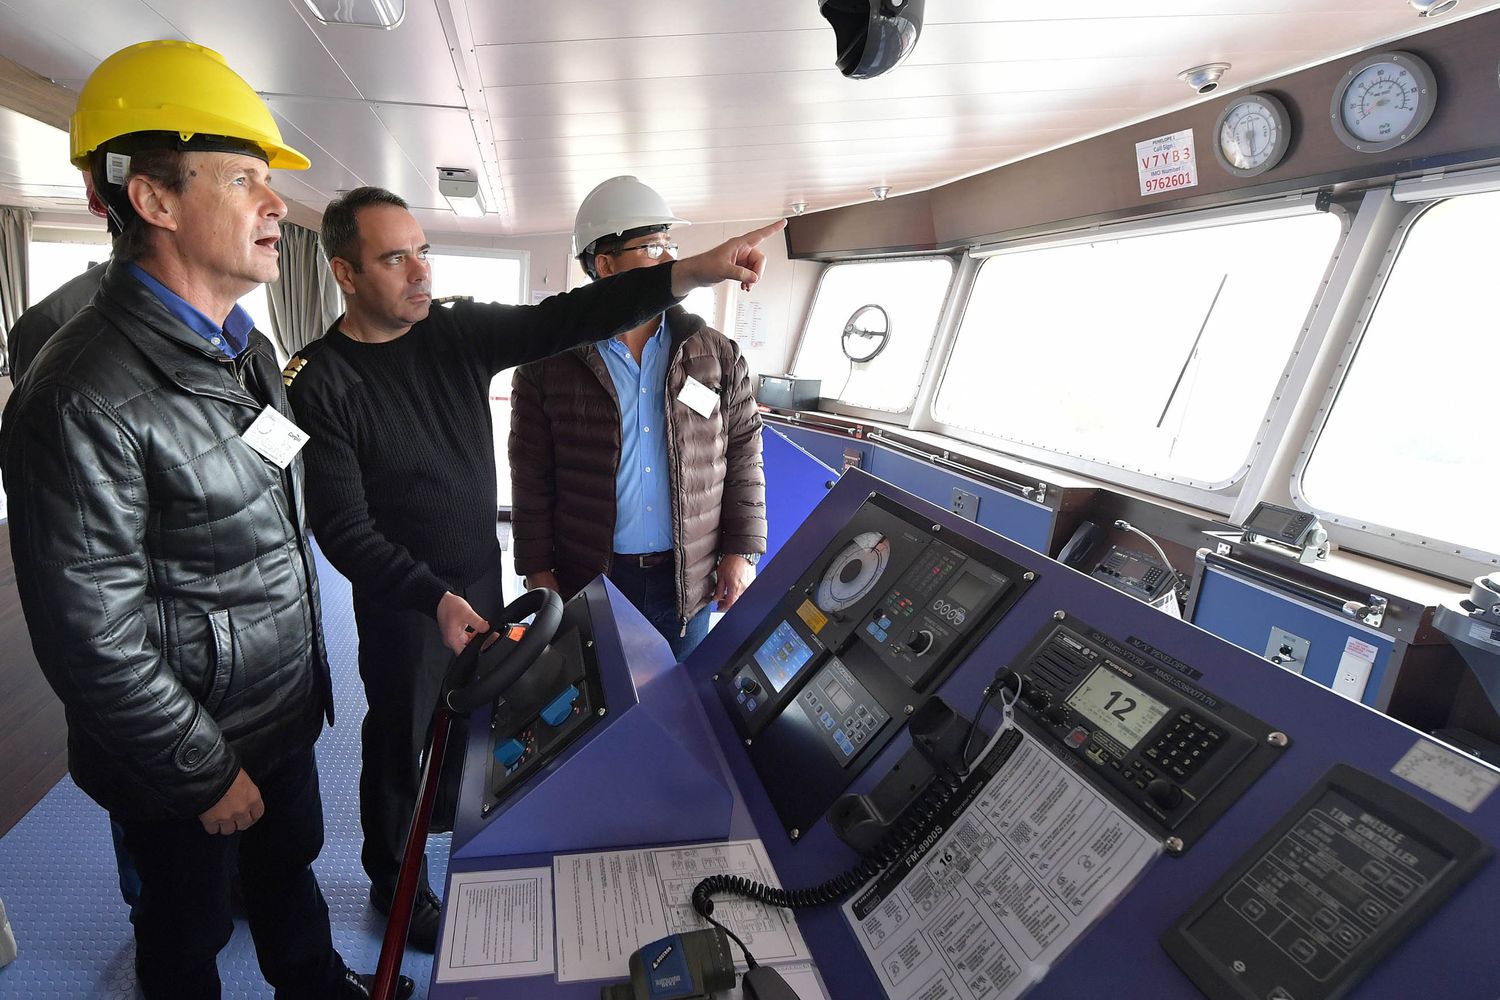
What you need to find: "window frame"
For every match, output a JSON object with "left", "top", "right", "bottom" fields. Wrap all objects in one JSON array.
[
  {"left": 1291, "top": 190, "right": 1500, "bottom": 579},
  {"left": 923, "top": 196, "right": 1351, "bottom": 514},
  {"left": 424, "top": 245, "right": 530, "bottom": 516},
  {"left": 791, "top": 253, "right": 959, "bottom": 421},
  {"left": 425, "top": 244, "right": 530, "bottom": 305}
]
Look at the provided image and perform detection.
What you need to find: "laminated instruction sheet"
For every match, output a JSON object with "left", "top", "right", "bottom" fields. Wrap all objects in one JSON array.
[
  {"left": 843, "top": 725, "right": 1161, "bottom": 999},
  {"left": 554, "top": 838, "right": 814, "bottom": 983}
]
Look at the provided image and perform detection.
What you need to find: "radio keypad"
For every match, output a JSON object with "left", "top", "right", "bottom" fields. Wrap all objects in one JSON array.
[{"left": 1144, "top": 712, "right": 1225, "bottom": 781}]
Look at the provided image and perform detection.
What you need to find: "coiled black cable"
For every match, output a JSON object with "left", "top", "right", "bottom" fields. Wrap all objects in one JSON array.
[
  {"left": 692, "top": 763, "right": 965, "bottom": 919},
  {"left": 694, "top": 666, "right": 1024, "bottom": 922}
]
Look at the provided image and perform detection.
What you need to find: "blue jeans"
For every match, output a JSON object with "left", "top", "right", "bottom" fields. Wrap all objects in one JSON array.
[{"left": 608, "top": 557, "right": 712, "bottom": 660}]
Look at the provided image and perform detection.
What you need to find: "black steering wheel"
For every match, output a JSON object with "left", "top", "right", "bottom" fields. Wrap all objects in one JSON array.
[{"left": 444, "top": 588, "right": 565, "bottom": 715}]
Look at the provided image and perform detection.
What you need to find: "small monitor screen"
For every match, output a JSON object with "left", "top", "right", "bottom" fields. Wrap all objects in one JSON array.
[
  {"left": 1253, "top": 508, "right": 1298, "bottom": 535},
  {"left": 753, "top": 620, "right": 816, "bottom": 693},
  {"left": 1066, "top": 666, "right": 1171, "bottom": 750},
  {"left": 946, "top": 570, "right": 993, "bottom": 611},
  {"left": 826, "top": 682, "right": 855, "bottom": 715}
]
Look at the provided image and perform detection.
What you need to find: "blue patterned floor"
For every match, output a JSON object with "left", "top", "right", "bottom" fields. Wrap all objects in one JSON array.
[{"left": 0, "top": 543, "right": 443, "bottom": 998}]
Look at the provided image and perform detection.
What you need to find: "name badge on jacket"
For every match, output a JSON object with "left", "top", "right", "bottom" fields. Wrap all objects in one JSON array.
[
  {"left": 677, "top": 375, "right": 719, "bottom": 418},
  {"left": 243, "top": 406, "right": 309, "bottom": 469}
]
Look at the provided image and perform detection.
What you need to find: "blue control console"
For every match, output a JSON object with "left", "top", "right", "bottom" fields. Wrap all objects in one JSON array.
[{"left": 435, "top": 471, "right": 1500, "bottom": 1000}]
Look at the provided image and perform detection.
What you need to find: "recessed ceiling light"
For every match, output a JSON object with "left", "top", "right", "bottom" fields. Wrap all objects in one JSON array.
[
  {"left": 791, "top": 201, "right": 808, "bottom": 216},
  {"left": 871, "top": 186, "right": 891, "bottom": 201},
  {"left": 1409, "top": 0, "right": 1459, "bottom": 15},
  {"left": 302, "top": 0, "right": 405, "bottom": 29}
]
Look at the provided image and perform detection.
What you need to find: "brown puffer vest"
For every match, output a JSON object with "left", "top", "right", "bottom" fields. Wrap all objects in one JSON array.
[{"left": 509, "top": 305, "right": 766, "bottom": 621}]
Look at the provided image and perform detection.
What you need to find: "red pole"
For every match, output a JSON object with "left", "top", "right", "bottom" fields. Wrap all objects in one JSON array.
[{"left": 372, "top": 706, "right": 453, "bottom": 1000}]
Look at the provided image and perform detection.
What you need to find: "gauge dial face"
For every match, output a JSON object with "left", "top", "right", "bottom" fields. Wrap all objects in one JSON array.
[
  {"left": 1331, "top": 51, "right": 1436, "bottom": 153},
  {"left": 815, "top": 531, "right": 890, "bottom": 613},
  {"left": 1214, "top": 93, "right": 1290, "bottom": 177}
]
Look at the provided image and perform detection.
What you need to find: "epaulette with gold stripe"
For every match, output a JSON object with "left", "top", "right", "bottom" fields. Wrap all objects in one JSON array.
[{"left": 281, "top": 355, "right": 310, "bottom": 388}]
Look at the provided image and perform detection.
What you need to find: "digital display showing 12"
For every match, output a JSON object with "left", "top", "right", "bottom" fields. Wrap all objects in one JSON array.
[{"left": 1066, "top": 666, "right": 1171, "bottom": 750}]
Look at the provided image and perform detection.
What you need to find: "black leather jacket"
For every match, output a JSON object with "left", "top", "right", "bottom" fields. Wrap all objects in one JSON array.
[{"left": 0, "top": 262, "right": 332, "bottom": 821}]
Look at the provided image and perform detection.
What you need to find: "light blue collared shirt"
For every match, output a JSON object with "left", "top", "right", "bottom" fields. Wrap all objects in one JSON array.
[
  {"left": 125, "top": 262, "right": 255, "bottom": 359},
  {"left": 601, "top": 316, "right": 673, "bottom": 554}
]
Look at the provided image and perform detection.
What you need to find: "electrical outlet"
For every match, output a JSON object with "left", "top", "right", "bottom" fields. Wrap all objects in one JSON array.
[
  {"left": 952, "top": 488, "right": 980, "bottom": 521},
  {"left": 1332, "top": 651, "right": 1373, "bottom": 700}
]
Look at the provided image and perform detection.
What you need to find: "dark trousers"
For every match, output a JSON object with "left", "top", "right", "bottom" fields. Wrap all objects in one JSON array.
[
  {"left": 352, "top": 564, "right": 504, "bottom": 894},
  {"left": 117, "top": 746, "right": 341, "bottom": 1000},
  {"left": 607, "top": 557, "right": 712, "bottom": 660}
]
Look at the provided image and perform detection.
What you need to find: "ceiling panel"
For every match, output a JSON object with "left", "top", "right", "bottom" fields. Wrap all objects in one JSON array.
[
  {"left": 462, "top": 1, "right": 1428, "bottom": 46},
  {"left": 0, "top": 0, "right": 178, "bottom": 82},
  {"left": 471, "top": 19, "right": 1341, "bottom": 90},
  {"left": 295, "top": 0, "right": 467, "bottom": 108},
  {"left": 136, "top": 0, "right": 364, "bottom": 102},
  {"left": 267, "top": 98, "right": 433, "bottom": 207},
  {"left": 1, "top": 0, "right": 1499, "bottom": 234}
]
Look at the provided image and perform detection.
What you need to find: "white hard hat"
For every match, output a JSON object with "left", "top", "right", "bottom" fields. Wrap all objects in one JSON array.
[{"left": 572, "top": 176, "right": 690, "bottom": 259}]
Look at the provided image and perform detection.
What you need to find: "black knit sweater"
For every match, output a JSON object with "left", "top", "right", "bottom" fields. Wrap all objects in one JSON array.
[{"left": 285, "top": 262, "right": 679, "bottom": 616}]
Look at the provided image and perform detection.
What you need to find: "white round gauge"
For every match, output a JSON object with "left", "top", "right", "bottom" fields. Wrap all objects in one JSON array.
[
  {"left": 1330, "top": 51, "right": 1437, "bottom": 153},
  {"left": 815, "top": 531, "right": 890, "bottom": 613},
  {"left": 1213, "top": 92, "right": 1291, "bottom": 177}
]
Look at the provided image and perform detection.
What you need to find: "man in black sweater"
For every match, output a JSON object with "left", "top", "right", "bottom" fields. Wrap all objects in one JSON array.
[{"left": 284, "top": 186, "right": 782, "bottom": 951}]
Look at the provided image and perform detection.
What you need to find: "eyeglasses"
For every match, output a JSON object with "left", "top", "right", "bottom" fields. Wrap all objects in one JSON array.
[{"left": 604, "top": 242, "right": 678, "bottom": 260}]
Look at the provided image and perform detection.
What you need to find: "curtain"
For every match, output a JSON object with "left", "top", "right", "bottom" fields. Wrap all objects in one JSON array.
[
  {"left": 0, "top": 206, "right": 33, "bottom": 374},
  {"left": 266, "top": 222, "right": 341, "bottom": 355}
]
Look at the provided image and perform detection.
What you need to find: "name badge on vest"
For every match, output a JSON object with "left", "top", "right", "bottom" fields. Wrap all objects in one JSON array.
[
  {"left": 677, "top": 375, "right": 719, "bottom": 418},
  {"left": 243, "top": 406, "right": 309, "bottom": 469}
]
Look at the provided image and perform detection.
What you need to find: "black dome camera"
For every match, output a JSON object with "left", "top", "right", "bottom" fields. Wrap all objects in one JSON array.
[{"left": 818, "top": 0, "right": 925, "bottom": 80}]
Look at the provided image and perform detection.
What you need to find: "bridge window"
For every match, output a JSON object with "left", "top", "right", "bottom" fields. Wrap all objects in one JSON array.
[
  {"left": 793, "top": 257, "right": 954, "bottom": 413},
  {"left": 934, "top": 210, "right": 1341, "bottom": 487},
  {"left": 1300, "top": 192, "right": 1500, "bottom": 560},
  {"left": 428, "top": 248, "right": 527, "bottom": 510}
]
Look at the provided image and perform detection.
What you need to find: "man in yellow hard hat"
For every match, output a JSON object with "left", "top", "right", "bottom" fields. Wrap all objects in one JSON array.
[{"left": 0, "top": 40, "right": 412, "bottom": 1000}]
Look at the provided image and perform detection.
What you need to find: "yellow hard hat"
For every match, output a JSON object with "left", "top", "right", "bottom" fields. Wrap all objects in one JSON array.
[{"left": 70, "top": 39, "right": 309, "bottom": 171}]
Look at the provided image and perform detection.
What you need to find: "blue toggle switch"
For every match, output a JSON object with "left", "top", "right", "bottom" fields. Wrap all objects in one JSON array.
[
  {"left": 494, "top": 738, "right": 526, "bottom": 768},
  {"left": 540, "top": 685, "right": 580, "bottom": 727}
]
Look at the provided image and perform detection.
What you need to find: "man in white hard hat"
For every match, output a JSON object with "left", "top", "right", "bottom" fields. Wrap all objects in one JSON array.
[
  {"left": 284, "top": 185, "right": 783, "bottom": 951},
  {"left": 510, "top": 176, "right": 767, "bottom": 657}
]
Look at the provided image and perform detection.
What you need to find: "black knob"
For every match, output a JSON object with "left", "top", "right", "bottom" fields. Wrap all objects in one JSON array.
[
  {"left": 1044, "top": 706, "right": 1068, "bottom": 726},
  {"left": 736, "top": 676, "right": 761, "bottom": 696},
  {"left": 907, "top": 630, "right": 934, "bottom": 655},
  {"left": 1279, "top": 643, "right": 1293, "bottom": 657},
  {"left": 1146, "top": 778, "right": 1183, "bottom": 810},
  {"left": 1023, "top": 683, "right": 1049, "bottom": 710}
]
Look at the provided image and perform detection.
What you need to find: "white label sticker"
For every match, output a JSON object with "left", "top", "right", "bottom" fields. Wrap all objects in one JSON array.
[
  {"left": 1467, "top": 621, "right": 1500, "bottom": 649},
  {"left": 1391, "top": 739, "right": 1500, "bottom": 813},
  {"left": 105, "top": 151, "right": 132, "bottom": 186},
  {"left": 241, "top": 405, "right": 309, "bottom": 469},
  {"left": 677, "top": 375, "right": 719, "bottom": 419},
  {"left": 1135, "top": 128, "right": 1198, "bottom": 197}
]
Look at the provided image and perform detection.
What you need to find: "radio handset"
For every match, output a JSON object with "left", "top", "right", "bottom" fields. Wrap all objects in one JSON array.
[
  {"left": 1057, "top": 520, "right": 1104, "bottom": 569},
  {"left": 692, "top": 671, "right": 1021, "bottom": 921}
]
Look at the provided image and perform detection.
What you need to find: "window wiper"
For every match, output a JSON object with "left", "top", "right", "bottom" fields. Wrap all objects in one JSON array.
[{"left": 1157, "top": 273, "right": 1226, "bottom": 429}]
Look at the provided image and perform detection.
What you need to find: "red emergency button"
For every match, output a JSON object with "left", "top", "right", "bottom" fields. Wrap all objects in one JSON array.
[{"left": 1066, "top": 727, "right": 1089, "bottom": 748}]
